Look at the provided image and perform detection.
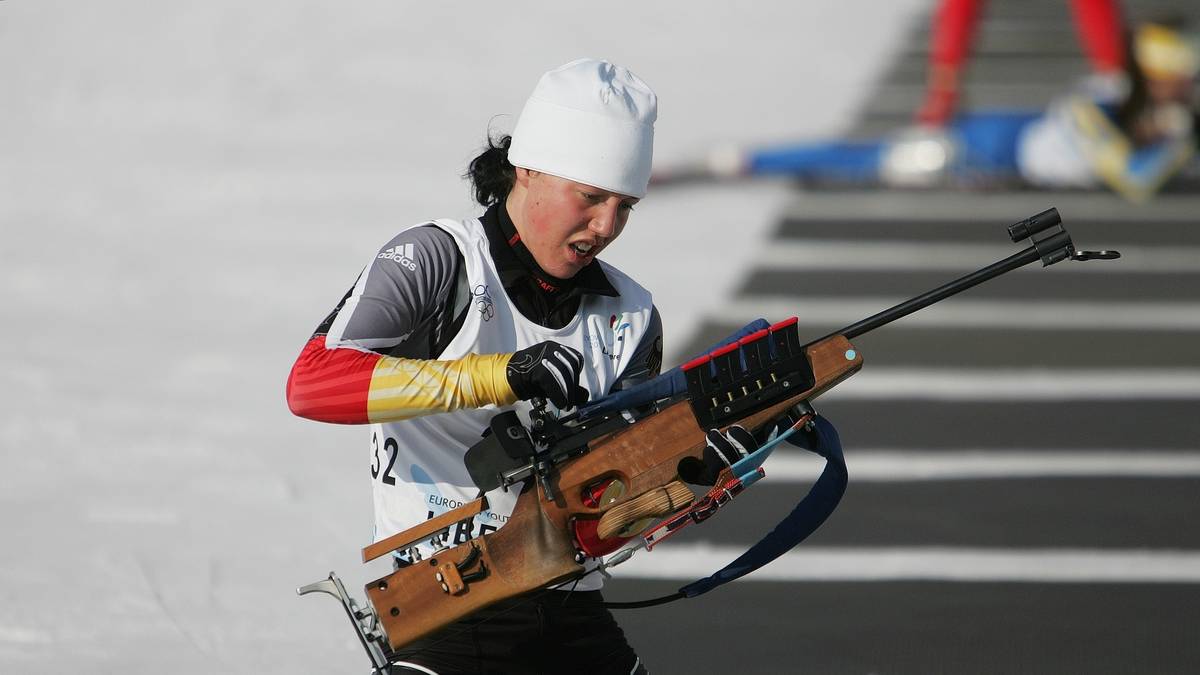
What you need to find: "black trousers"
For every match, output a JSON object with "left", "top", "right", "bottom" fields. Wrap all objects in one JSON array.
[{"left": 388, "top": 590, "right": 647, "bottom": 675}]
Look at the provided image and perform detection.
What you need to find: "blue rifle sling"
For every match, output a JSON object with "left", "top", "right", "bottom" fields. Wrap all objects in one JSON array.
[
  {"left": 678, "top": 414, "right": 848, "bottom": 597},
  {"left": 605, "top": 415, "right": 847, "bottom": 609}
]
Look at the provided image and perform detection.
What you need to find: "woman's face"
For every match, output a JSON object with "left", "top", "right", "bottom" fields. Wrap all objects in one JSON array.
[{"left": 510, "top": 169, "right": 639, "bottom": 279}]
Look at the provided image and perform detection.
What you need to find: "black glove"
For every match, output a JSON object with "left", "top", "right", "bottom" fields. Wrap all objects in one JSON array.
[
  {"left": 505, "top": 341, "right": 590, "bottom": 410},
  {"left": 679, "top": 425, "right": 756, "bottom": 486}
]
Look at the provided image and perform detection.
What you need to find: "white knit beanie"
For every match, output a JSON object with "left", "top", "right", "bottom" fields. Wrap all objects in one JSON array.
[{"left": 508, "top": 58, "right": 657, "bottom": 198}]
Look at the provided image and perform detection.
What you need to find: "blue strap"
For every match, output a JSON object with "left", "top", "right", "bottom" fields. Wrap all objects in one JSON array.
[
  {"left": 728, "top": 418, "right": 805, "bottom": 488},
  {"left": 576, "top": 319, "right": 772, "bottom": 419},
  {"left": 678, "top": 415, "right": 847, "bottom": 597}
]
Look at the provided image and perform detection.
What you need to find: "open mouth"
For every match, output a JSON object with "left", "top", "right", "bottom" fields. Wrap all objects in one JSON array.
[{"left": 569, "top": 242, "right": 596, "bottom": 258}]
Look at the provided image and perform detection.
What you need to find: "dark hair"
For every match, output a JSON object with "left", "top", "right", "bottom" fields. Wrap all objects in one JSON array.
[
  {"left": 1115, "top": 28, "right": 1148, "bottom": 135},
  {"left": 466, "top": 134, "right": 516, "bottom": 207}
]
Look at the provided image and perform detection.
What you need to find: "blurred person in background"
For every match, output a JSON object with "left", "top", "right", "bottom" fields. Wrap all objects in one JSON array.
[
  {"left": 1017, "top": 18, "right": 1198, "bottom": 201},
  {"left": 916, "top": 0, "right": 1128, "bottom": 127},
  {"left": 652, "top": 18, "right": 1197, "bottom": 202},
  {"left": 287, "top": 58, "right": 662, "bottom": 674}
]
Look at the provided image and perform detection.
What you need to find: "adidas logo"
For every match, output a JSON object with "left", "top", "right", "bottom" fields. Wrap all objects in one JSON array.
[{"left": 378, "top": 243, "right": 417, "bottom": 271}]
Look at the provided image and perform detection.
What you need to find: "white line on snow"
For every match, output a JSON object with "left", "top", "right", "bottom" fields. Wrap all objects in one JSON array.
[
  {"left": 757, "top": 240, "right": 1200, "bottom": 273},
  {"left": 608, "top": 546, "right": 1200, "bottom": 583},
  {"left": 760, "top": 450, "right": 1200, "bottom": 481},
  {"left": 713, "top": 298, "right": 1200, "bottom": 331},
  {"left": 822, "top": 368, "right": 1200, "bottom": 400}
]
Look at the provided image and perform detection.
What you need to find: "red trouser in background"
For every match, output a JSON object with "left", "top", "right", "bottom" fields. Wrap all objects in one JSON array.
[{"left": 918, "top": 0, "right": 1127, "bottom": 125}]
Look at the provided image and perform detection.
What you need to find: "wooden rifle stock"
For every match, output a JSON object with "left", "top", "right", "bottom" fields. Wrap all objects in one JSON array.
[{"left": 364, "top": 334, "right": 861, "bottom": 650}]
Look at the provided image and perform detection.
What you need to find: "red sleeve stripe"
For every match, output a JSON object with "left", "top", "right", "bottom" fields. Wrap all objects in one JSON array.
[{"left": 286, "top": 336, "right": 380, "bottom": 424}]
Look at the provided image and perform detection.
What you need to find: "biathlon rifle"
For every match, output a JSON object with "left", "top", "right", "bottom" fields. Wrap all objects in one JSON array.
[{"left": 298, "top": 208, "right": 1119, "bottom": 672}]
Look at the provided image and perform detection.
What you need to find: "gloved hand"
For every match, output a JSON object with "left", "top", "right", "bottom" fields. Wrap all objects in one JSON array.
[
  {"left": 679, "top": 425, "right": 756, "bottom": 486},
  {"left": 505, "top": 341, "right": 590, "bottom": 410}
]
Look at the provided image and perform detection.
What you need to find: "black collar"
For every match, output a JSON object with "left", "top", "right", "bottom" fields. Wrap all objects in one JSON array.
[{"left": 481, "top": 202, "right": 619, "bottom": 299}]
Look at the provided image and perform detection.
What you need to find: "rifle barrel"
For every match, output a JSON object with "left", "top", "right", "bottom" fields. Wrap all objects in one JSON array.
[{"left": 828, "top": 245, "right": 1042, "bottom": 342}]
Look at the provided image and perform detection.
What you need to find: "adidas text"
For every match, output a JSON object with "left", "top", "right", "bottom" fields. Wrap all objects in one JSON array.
[{"left": 378, "top": 243, "right": 418, "bottom": 271}]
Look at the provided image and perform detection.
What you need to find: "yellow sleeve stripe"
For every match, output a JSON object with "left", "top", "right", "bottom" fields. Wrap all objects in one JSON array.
[{"left": 366, "top": 353, "right": 518, "bottom": 423}]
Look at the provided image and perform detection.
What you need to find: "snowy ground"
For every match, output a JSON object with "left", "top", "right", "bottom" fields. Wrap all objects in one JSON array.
[{"left": 0, "top": 2, "right": 927, "bottom": 673}]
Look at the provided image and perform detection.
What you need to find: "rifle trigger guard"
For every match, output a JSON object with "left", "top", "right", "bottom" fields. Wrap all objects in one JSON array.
[
  {"left": 456, "top": 542, "right": 482, "bottom": 573},
  {"left": 461, "top": 563, "right": 488, "bottom": 584},
  {"left": 458, "top": 542, "right": 491, "bottom": 588}
]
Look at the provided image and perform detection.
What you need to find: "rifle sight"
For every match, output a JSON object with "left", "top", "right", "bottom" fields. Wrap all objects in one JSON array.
[{"left": 1007, "top": 207, "right": 1062, "bottom": 242}]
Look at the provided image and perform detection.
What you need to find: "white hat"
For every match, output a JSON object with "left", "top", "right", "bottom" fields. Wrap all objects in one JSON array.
[{"left": 508, "top": 58, "right": 657, "bottom": 198}]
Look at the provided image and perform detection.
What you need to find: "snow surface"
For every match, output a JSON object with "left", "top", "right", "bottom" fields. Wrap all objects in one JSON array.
[{"left": 0, "top": 2, "right": 927, "bottom": 672}]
